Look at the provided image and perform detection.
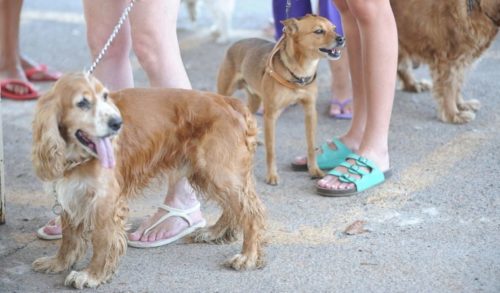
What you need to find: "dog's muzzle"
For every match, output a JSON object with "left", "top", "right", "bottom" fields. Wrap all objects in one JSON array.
[{"left": 319, "top": 35, "right": 345, "bottom": 61}]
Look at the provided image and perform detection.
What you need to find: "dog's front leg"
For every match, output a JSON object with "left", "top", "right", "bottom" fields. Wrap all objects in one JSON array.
[
  {"left": 264, "top": 109, "right": 280, "bottom": 185},
  {"left": 303, "top": 98, "right": 324, "bottom": 179},
  {"left": 65, "top": 197, "right": 128, "bottom": 289},
  {"left": 33, "top": 213, "right": 87, "bottom": 274},
  {"left": 430, "top": 62, "right": 476, "bottom": 124}
]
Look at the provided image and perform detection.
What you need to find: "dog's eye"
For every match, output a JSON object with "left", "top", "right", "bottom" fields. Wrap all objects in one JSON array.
[
  {"left": 314, "top": 29, "right": 325, "bottom": 34},
  {"left": 77, "top": 98, "right": 91, "bottom": 110},
  {"left": 103, "top": 92, "right": 108, "bottom": 101}
]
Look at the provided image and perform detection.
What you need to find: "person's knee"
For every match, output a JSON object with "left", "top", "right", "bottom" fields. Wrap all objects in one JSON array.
[
  {"left": 87, "top": 32, "right": 130, "bottom": 60},
  {"left": 346, "top": 0, "right": 379, "bottom": 23},
  {"left": 132, "top": 30, "right": 177, "bottom": 74},
  {"left": 132, "top": 34, "right": 160, "bottom": 73}
]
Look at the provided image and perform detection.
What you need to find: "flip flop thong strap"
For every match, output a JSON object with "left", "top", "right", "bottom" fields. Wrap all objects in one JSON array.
[
  {"left": 330, "top": 98, "right": 352, "bottom": 109},
  {"left": 143, "top": 202, "right": 201, "bottom": 236}
]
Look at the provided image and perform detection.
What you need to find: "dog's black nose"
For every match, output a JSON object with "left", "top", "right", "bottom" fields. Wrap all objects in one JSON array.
[
  {"left": 108, "top": 117, "right": 122, "bottom": 131},
  {"left": 336, "top": 35, "right": 345, "bottom": 44}
]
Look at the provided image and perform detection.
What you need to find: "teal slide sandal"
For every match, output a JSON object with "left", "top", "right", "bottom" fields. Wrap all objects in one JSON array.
[
  {"left": 291, "top": 138, "right": 352, "bottom": 171},
  {"left": 316, "top": 153, "right": 392, "bottom": 197}
]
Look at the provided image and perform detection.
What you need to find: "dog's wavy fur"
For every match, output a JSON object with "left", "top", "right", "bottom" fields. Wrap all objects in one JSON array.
[
  {"left": 31, "top": 72, "right": 265, "bottom": 289},
  {"left": 392, "top": 0, "right": 500, "bottom": 123}
]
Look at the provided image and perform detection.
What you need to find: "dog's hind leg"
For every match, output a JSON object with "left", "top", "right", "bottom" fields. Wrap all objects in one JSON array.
[
  {"left": 32, "top": 213, "right": 87, "bottom": 274},
  {"left": 190, "top": 203, "right": 239, "bottom": 244},
  {"left": 217, "top": 56, "right": 240, "bottom": 96},
  {"left": 224, "top": 175, "right": 266, "bottom": 270},
  {"left": 190, "top": 163, "right": 265, "bottom": 270},
  {"left": 430, "top": 62, "right": 476, "bottom": 123},
  {"left": 244, "top": 88, "right": 262, "bottom": 114}
]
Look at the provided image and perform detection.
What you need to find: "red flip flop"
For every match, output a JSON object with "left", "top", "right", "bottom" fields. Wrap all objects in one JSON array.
[
  {"left": 1, "top": 79, "right": 40, "bottom": 100},
  {"left": 24, "top": 64, "right": 62, "bottom": 82}
]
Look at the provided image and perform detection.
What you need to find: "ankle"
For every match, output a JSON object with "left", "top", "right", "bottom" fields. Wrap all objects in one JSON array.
[
  {"left": 339, "top": 135, "right": 361, "bottom": 153},
  {"left": 164, "top": 193, "right": 199, "bottom": 210},
  {"left": 357, "top": 148, "right": 390, "bottom": 171}
]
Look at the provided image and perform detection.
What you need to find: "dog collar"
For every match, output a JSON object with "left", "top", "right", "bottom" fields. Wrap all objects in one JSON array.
[{"left": 265, "top": 36, "right": 317, "bottom": 90}]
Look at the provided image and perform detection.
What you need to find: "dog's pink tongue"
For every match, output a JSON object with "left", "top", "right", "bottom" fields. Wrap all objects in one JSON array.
[{"left": 96, "top": 137, "right": 115, "bottom": 169}]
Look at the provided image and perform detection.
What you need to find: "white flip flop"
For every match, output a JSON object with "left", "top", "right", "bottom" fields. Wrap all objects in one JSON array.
[{"left": 127, "top": 202, "right": 206, "bottom": 248}]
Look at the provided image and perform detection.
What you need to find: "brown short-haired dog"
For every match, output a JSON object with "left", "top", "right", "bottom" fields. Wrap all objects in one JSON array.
[
  {"left": 31, "top": 72, "right": 266, "bottom": 289},
  {"left": 393, "top": 0, "right": 500, "bottom": 123},
  {"left": 217, "top": 14, "right": 345, "bottom": 185}
]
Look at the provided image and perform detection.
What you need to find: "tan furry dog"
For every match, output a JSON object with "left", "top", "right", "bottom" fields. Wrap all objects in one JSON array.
[
  {"left": 392, "top": 0, "right": 500, "bottom": 123},
  {"left": 31, "top": 72, "right": 266, "bottom": 289},
  {"left": 217, "top": 14, "right": 345, "bottom": 185}
]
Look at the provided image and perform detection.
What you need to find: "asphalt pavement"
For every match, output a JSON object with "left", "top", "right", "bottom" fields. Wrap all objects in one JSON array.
[{"left": 1, "top": 0, "right": 499, "bottom": 292}]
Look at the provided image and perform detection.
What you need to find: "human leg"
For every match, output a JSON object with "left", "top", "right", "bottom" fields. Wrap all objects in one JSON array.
[
  {"left": 0, "top": 0, "right": 38, "bottom": 98},
  {"left": 318, "top": 0, "right": 353, "bottom": 118},
  {"left": 126, "top": 0, "right": 203, "bottom": 244},
  {"left": 130, "top": 0, "right": 190, "bottom": 89},
  {"left": 291, "top": 0, "right": 357, "bottom": 168},
  {"left": 83, "top": 0, "right": 134, "bottom": 90},
  {"left": 317, "top": 0, "right": 397, "bottom": 193}
]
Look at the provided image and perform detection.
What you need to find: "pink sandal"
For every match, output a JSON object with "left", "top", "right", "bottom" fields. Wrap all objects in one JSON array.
[{"left": 24, "top": 64, "right": 62, "bottom": 82}]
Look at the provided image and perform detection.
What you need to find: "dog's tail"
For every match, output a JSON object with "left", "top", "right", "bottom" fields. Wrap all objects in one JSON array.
[{"left": 225, "top": 97, "right": 258, "bottom": 153}]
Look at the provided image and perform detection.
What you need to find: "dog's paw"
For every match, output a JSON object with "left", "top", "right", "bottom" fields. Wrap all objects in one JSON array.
[
  {"left": 266, "top": 173, "right": 279, "bottom": 186},
  {"left": 458, "top": 99, "right": 481, "bottom": 112},
  {"left": 439, "top": 109, "right": 476, "bottom": 124},
  {"left": 402, "top": 80, "right": 432, "bottom": 93},
  {"left": 32, "top": 256, "right": 68, "bottom": 274},
  {"left": 225, "top": 253, "right": 265, "bottom": 271},
  {"left": 308, "top": 167, "right": 324, "bottom": 179},
  {"left": 266, "top": 172, "right": 280, "bottom": 185},
  {"left": 65, "top": 270, "right": 101, "bottom": 289},
  {"left": 189, "top": 227, "right": 238, "bottom": 244}
]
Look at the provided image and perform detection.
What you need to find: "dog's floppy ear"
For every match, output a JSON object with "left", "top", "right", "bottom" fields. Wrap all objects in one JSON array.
[
  {"left": 32, "top": 88, "right": 66, "bottom": 181},
  {"left": 281, "top": 18, "right": 299, "bottom": 35}
]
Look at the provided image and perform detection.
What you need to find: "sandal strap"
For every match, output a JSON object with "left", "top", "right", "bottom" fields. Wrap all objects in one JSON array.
[
  {"left": 330, "top": 98, "right": 352, "bottom": 109},
  {"left": 316, "top": 138, "right": 351, "bottom": 168},
  {"left": 326, "top": 154, "right": 385, "bottom": 192},
  {"left": 143, "top": 202, "right": 201, "bottom": 236},
  {"left": 339, "top": 161, "right": 369, "bottom": 176},
  {"left": 346, "top": 153, "right": 375, "bottom": 169}
]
